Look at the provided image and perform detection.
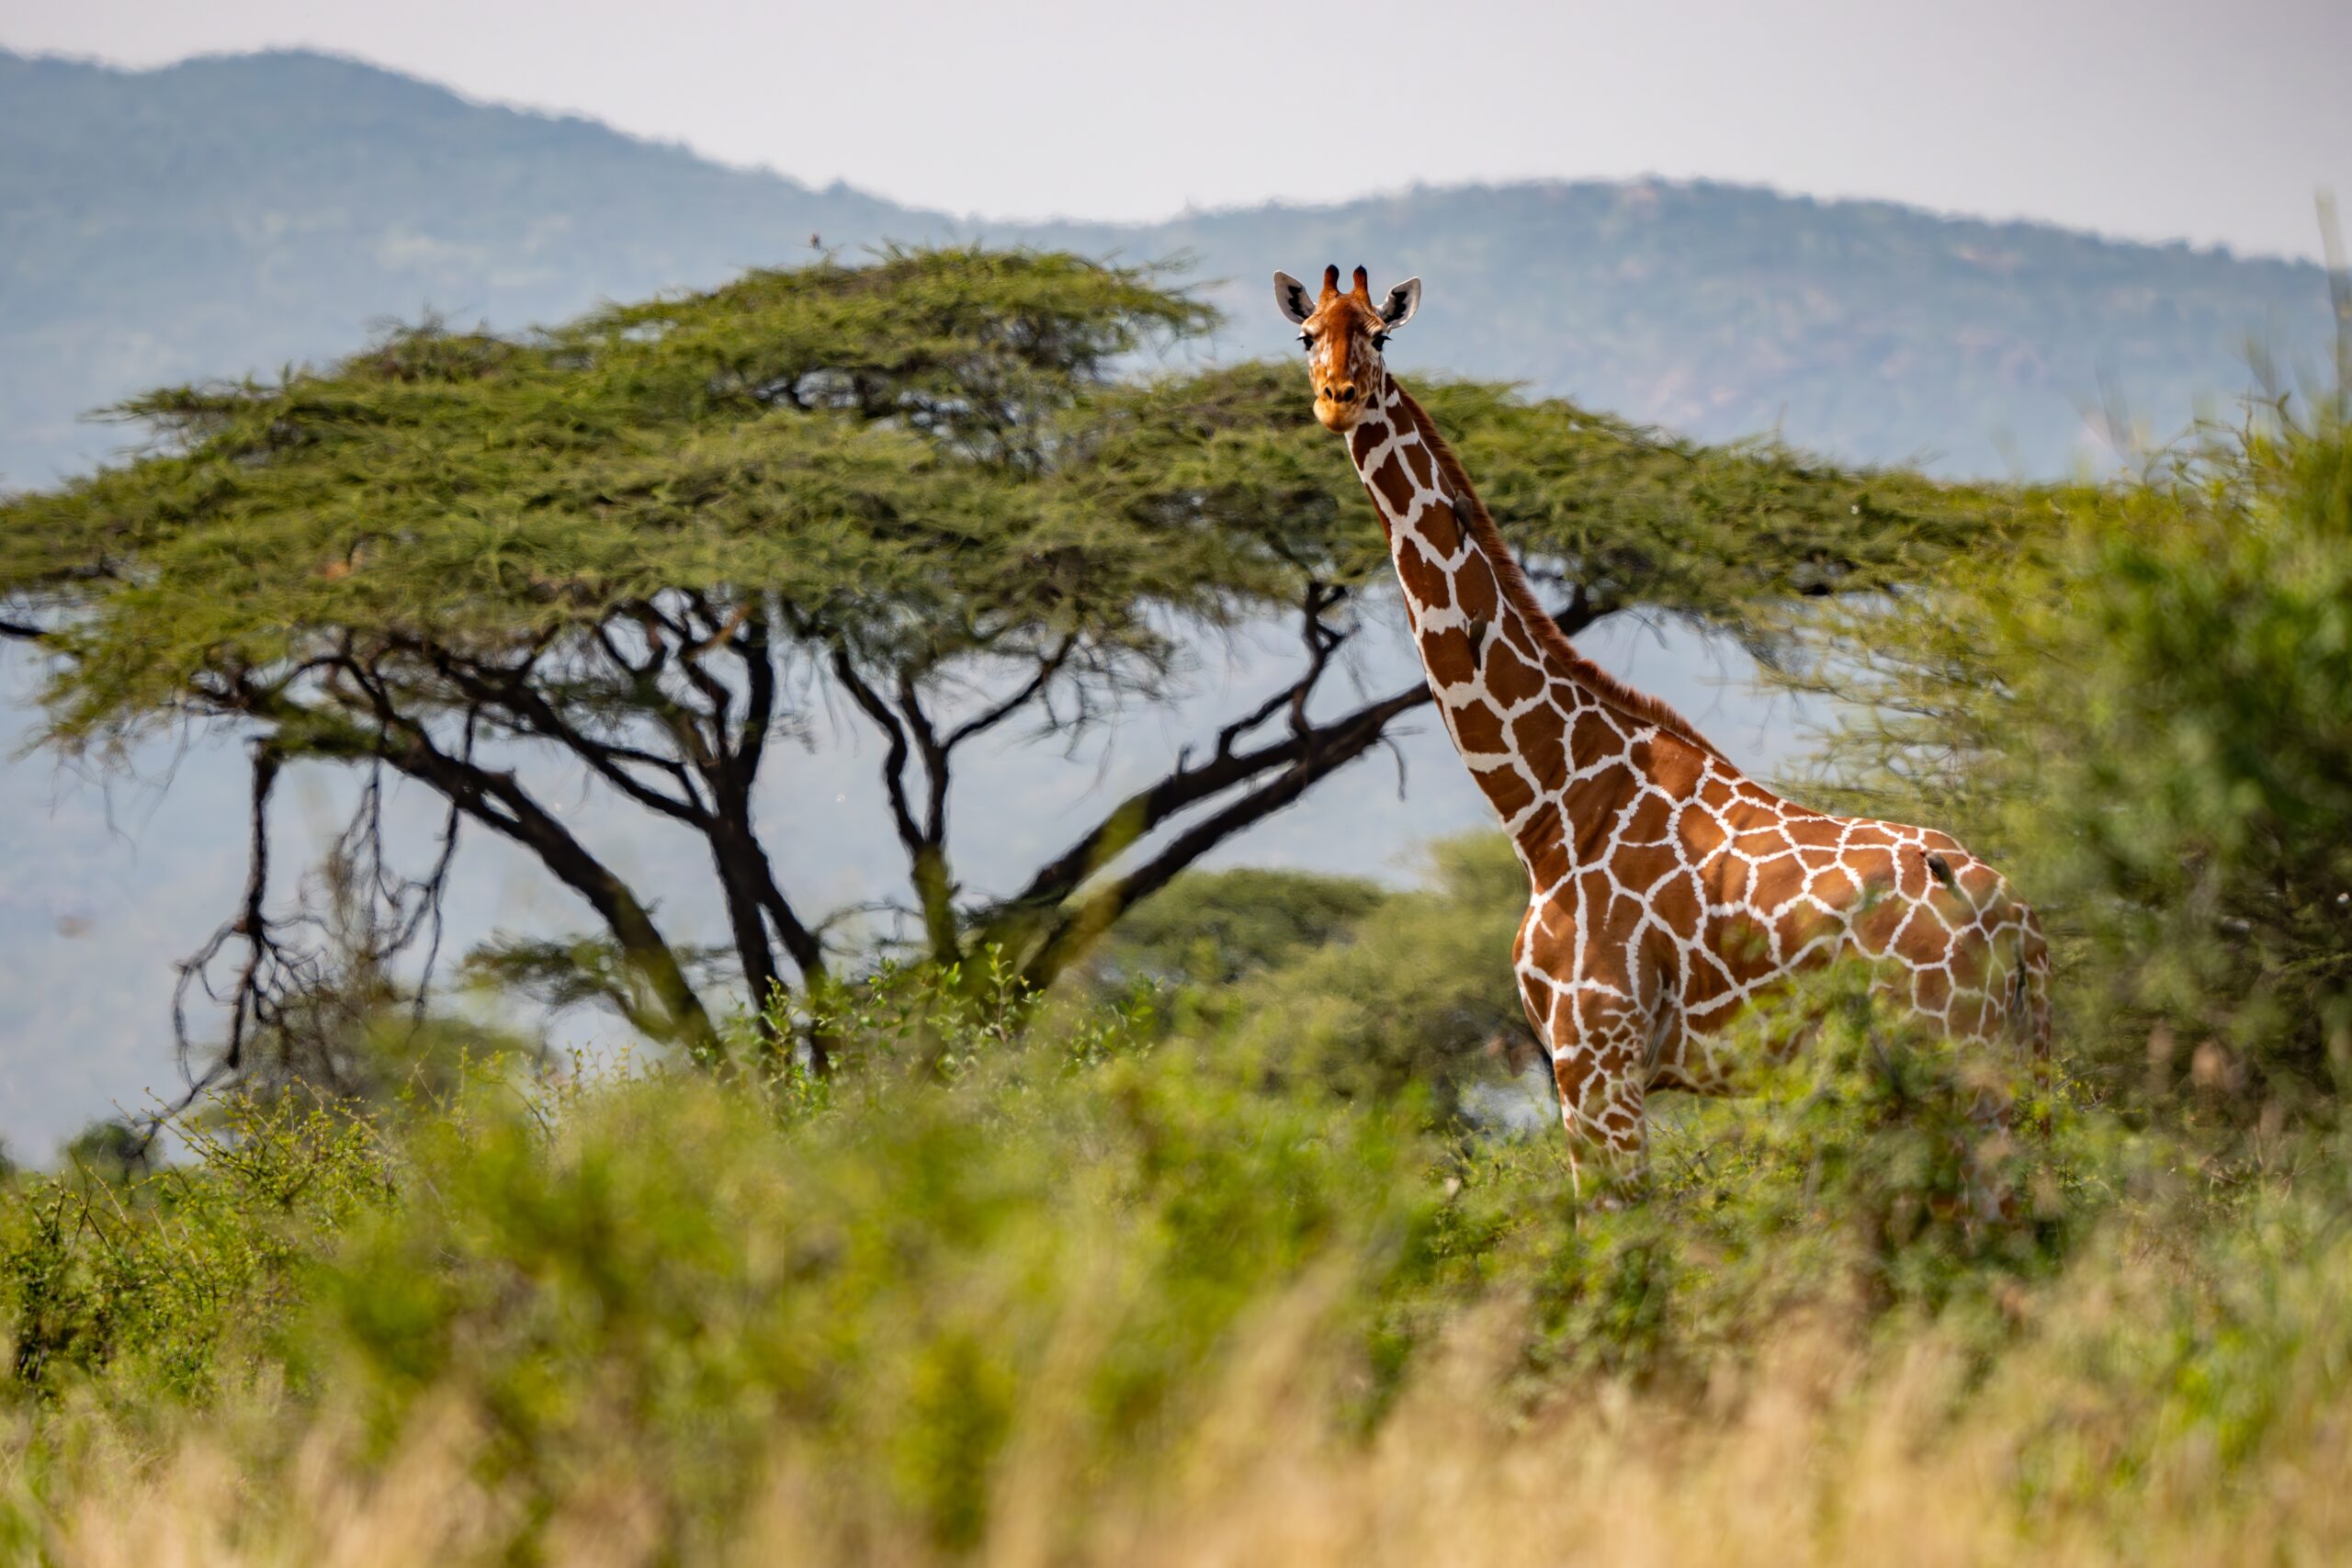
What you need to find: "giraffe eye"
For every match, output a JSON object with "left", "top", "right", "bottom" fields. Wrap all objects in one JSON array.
[
  {"left": 1298, "top": 332, "right": 1313, "bottom": 350},
  {"left": 1371, "top": 331, "right": 1390, "bottom": 351}
]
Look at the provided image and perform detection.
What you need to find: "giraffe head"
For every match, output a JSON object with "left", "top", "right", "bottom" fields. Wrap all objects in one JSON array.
[{"left": 1273, "top": 265, "right": 1422, "bottom": 433}]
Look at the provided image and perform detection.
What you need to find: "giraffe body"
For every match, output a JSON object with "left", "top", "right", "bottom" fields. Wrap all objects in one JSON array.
[{"left": 1277, "top": 265, "right": 2050, "bottom": 1168}]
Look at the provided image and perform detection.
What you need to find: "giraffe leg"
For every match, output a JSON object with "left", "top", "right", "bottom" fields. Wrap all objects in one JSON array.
[{"left": 1526, "top": 978, "right": 1651, "bottom": 1199}]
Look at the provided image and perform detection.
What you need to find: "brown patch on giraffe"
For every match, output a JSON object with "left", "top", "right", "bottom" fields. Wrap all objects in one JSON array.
[
  {"left": 1780, "top": 899, "right": 1842, "bottom": 958},
  {"left": 1844, "top": 844, "right": 1897, "bottom": 889},
  {"left": 1564, "top": 763, "right": 1637, "bottom": 857},
  {"left": 1679, "top": 807, "right": 1729, "bottom": 860},
  {"left": 1510, "top": 707, "right": 1567, "bottom": 783},
  {"left": 1367, "top": 455, "right": 1415, "bottom": 515},
  {"left": 1568, "top": 708, "right": 1621, "bottom": 764},
  {"left": 1684, "top": 952, "right": 1736, "bottom": 1012},
  {"left": 1522, "top": 910, "right": 1575, "bottom": 976},
  {"left": 1349, "top": 420, "right": 1384, "bottom": 467},
  {"left": 1615, "top": 843, "right": 1681, "bottom": 896},
  {"left": 1911, "top": 895, "right": 1959, "bottom": 940},
  {"left": 1522, "top": 817, "right": 1572, "bottom": 887},
  {"left": 1420, "top": 497, "right": 1464, "bottom": 557},
  {"left": 1710, "top": 854, "right": 1754, "bottom": 908},
  {"left": 1419, "top": 626, "right": 1479, "bottom": 687},
  {"left": 1648, "top": 737, "right": 1705, "bottom": 797},
  {"left": 1453, "top": 553, "right": 1498, "bottom": 620},
  {"left": 1473, "top": 761, "right": 1537, "bottom": 821},
  {"left": 1808, "top": 861, "right": 1860, "bottom": 908},
  {"left": 1748, "top": 852, "right": 1806, "bottom": 912},
  {"left": 1585, "top": 874, "right": 1640, "bottom": 942},
  {"left": 1403, "top": 440, "right": 1438, "bottom": 492},
  {"left": 1946, "top": 934, "right": 1989, "bottom": 990},
  {"left": 1484, "top": 640, "right": 1546, "bottom": 706},
  {"left": 1718, "top": 914, "right": 1778, "bottom": 979},
  {"left": 1894, "top": 850, "right": 1930, "bottom": 900},
  {"left": 1847, "top": 897, "right": 1907, "bottom": 959},
  {"left": 1651, "top": 868, "right": 1702, "bottom": 933},
  {"left": 1639, "top": 921, "right": 1685, "bottom": 989},
  {"left": 1733, "top": 824, "right": 1796, "bottom": 859},
  {"left": 1620, "top": 791, "right": 1674, "bottom": 845},
  {"left": 1395, "top": 536, "right": 1451, "bottom": 609},
  {"left": 1784, "top": 815, "right": 1845, "bottom": 850},
  {"left": 1913, "top": 966, "right": 1953, "bottom": 1015},
  {"left": 1451, "top": 698, "right": 1507, "bottom": 754},
  {"left": 1697, "top": 773, "right": 1737, "bottom": 809}
]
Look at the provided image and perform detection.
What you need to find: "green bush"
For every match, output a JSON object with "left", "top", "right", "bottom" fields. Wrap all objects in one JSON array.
[
  {"left": 1079, "top": 866, "right": 1388, "bottom": 991},
  {"left": 3, "top": 1096, "right": 394, "bottom": 1403},
  {"left": 1787, "top": 398, "right": 2352, "bottom": 1116},
  {"left": 1426, "top": 961, "right": 2091, "bottom": 1391},
  {"left": 1229, "top": 835, "right": 1532, "bottom": 1116}
]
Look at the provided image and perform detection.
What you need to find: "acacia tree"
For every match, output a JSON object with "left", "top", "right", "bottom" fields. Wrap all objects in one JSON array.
[{"left": 0, "top": 247, "right": 2014, "bottom": 1090}]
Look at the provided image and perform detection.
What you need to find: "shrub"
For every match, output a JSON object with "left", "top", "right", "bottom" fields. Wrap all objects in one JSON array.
[{"left": 1786, "top": 399, "right": 2352, "bottom": 1117}]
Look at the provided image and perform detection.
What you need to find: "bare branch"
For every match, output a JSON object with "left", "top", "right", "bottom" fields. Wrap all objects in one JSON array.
[
  {"left": 829, "top": 649, "right": 924, "bottom": 856},
  {"left": 996, "top": 678, "right": 1433, "bottom": 937},
  {"left": 940, "top": 630, "right": 1079, "bottom": 751},
  {"left": 1015, "top": 683, "right": 1427, "bottom": 990}
]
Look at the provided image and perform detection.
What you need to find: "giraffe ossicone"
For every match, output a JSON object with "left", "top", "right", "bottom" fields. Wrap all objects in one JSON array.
[{"left": 1276, "top": 263, "right": 2051, "bottom": 1179}]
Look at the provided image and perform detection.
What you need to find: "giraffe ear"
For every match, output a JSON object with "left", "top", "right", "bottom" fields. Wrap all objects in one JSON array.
[
  {"left": 1378, "top": 276, "right": 1422, "bottom": 331},
  {"left": 1272, "top": 271, "right": 1316, "bottom": 325}
]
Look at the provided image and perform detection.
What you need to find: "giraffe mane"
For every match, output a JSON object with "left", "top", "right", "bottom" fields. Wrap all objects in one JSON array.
[{"left": 1391, "top": 387, "right": 1731, "bottom": 764}]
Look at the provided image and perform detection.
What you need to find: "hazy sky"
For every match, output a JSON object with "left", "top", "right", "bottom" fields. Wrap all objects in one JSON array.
[{"left": 5, "top": 0, "right": 2347, "bottom": 261}]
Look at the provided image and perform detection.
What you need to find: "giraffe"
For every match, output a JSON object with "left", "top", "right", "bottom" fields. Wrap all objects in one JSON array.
[{"left": 1274, "top": 265, "right": 2051, "bottom": 1179}]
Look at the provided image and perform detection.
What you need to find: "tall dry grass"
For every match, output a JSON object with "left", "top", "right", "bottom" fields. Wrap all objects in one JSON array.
[{"left": 25, "top": 1255, "right": 2352, "bottom": 1568}]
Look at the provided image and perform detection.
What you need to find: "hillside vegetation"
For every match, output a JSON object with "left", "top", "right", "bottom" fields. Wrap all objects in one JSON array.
[
  {"left": 3, "top": 346, "right": 2351, "bottom": 1562},
  {"left": 3, "top": 48, "right": 2336, "bottom": 485}
]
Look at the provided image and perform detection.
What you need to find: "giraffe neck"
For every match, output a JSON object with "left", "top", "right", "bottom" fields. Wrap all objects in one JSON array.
[{"left": 1345, "top": 382, "right": 1726, "bottom": 881}]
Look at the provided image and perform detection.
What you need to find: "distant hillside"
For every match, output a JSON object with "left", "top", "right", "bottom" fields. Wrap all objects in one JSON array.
[{"left": 1, "top": 47, "right": 2337, "bottom": 484}]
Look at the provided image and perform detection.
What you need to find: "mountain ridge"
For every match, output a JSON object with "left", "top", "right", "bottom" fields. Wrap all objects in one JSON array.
[{"left": 2, "top": 46, "right": 2337, "bottom": 484}]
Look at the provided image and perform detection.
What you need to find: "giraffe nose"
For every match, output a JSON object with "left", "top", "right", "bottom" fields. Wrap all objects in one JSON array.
[{"left": 1329, "top": 381, "right": 1359, "bottom": 404}]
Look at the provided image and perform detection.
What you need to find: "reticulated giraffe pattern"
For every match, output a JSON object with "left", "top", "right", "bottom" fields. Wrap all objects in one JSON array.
[{"left": 1275, "top": 265, "right": 2051, "bottom": 1169}]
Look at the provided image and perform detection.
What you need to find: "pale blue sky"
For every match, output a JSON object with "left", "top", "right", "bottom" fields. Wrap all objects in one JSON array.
[{"left": 4, "top": 0, "right": 2347, "bottom": 261}]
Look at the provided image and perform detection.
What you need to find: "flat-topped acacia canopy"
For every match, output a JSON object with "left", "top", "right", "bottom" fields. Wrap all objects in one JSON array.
[{"left": 0, "top": 246, "right": 2016, "bottom": 1097}]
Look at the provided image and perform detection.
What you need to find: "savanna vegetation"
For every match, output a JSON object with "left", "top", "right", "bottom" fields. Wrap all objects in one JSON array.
[{"left": 3, "top": 246, "right": 2351, "bottom": 1564}]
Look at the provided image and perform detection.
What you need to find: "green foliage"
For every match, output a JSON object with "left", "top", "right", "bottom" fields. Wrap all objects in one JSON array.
[
  {"left": 58, "top": 1122, "right": 147, "bottom": 1185},
  {"left": 1785, "top": 397, "right": 2352, "bottom": 1110},
  {"left": 0, "top": 250, "right": 2002, "bottom": 752},
  {"left": 0, "top": 952, "right": 2340, "bottom": 1561},
  {"left": 1426, "top": 962, "right": 2083, "bottom": 1389},
  {"left": 5, "top": 1096, "right": 393, "bottom": 1402},
  {"left": 1079, "top": 865, "right": 1387, "bottom": 989},
  {"left": 2, "top": 1003, "right": 1438, "bottom": 1555},
  {"left": 1, "top": 248, "right": 1216, "bottom": 745},
  {"left": 1229, "top": 835, "right": 1532, "bottom": 1113}
]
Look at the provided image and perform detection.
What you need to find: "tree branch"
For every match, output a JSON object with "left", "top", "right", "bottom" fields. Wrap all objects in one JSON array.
[
  {"left": 1014, "top": 684, "right": 1427, "bottom": 990},
  {"left": 164, "top": 739, "right": 288, "bottom": 1112},
  {"left": 315, "top": 656, "right": 723, "bottom": 1056}
]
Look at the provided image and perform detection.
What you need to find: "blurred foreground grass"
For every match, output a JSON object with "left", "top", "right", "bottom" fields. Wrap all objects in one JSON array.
[{"left": 2, "top": 964, "right": 2346, "bottom": 1566}]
